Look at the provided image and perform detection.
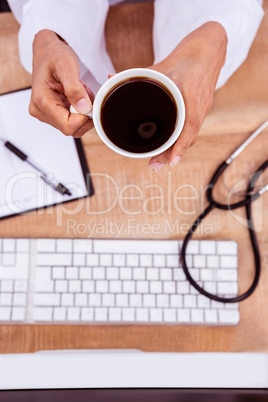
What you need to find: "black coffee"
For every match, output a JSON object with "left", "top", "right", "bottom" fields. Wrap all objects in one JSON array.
[{"left": 101, "top": 78, "right": 177, "bottom": 153}]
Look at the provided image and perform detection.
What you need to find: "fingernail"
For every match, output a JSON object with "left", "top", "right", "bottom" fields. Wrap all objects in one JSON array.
[
  {"left": 76, "top": 98, "right": 91, "bottom": 114},
  {"left": 149, "top": 162, "right": 165, "bottom": 173},
  {"left": 169, "top": 155, "right": 181, "bottom": 167}
]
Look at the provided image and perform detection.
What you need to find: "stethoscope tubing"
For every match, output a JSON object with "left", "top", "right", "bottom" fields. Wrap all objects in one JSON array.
[{"left": 181, "top": 159, "right": 268, "bottom": 303}]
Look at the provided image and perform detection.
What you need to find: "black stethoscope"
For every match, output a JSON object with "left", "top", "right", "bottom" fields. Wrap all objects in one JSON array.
[{"left": 181, "top": 120, "right": 268, "bottom": 303}]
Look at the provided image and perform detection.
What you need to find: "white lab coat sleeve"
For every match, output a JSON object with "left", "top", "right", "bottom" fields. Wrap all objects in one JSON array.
[
  {"left": 8, "top": 0, "right": 115, "bottom": 86},
  {"left": 153, "top": 0, "right": 264, "bottom": 89}
]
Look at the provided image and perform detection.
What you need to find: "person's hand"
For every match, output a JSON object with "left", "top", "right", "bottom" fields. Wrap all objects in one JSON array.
[
  {"left": 148, "top": 22, "right": 227, "bottom": 172},
  {"left": 29, "top": 29, "right": 94, "bottom": 138}
]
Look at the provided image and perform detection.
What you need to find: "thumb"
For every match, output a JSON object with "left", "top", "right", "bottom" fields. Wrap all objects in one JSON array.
[{"left": 61, "top": 70, "right": 92, "bottom": 115}]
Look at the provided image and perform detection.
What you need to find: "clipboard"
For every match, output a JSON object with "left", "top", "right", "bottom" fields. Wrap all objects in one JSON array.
[{"left": 0, "top": 87, "right": 94, "bottom": 220}]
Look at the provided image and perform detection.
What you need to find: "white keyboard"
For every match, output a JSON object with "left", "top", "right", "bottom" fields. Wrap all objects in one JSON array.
[{"left": 0, "top": 238, "right": 239, "bottom": 325}]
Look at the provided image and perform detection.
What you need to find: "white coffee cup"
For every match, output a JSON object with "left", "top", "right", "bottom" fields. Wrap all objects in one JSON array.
[{"left": 70, "top": 68, "right": 185, "bottom": 159}]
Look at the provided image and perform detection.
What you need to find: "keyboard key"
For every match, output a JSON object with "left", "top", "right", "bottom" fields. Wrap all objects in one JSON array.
[
  {"left": 109, "top": 280, "right": 122, "bottom": 293},
  {"left": 166, "top": 255, "right": 179, "bottom": 268},
  {"left": 185, "top": 255, "right": 193, "bottom": 268},
  {"left": 82, "top": 280, "right": 94, "bottom": 293},
  {"left": 79, "top": 267, "right": 92, "bottom": 280},
  {"left": 156, "top": 294, "right": 169, "bottom": 307},
  {"left": 86, "top": 254, "right": 99, "bottom": 266},
  {"left": 197, "top": 294, "right": 211, "bottom": 308},
  {"left": 207, "top": 255, "right": 220, "bottom": 269},
  {"left": 37, "top": 253, "right": 72, "bottom": 266},
  {"left": 136, "top": 281, "right": 149, "bottom": 294},
  {"left": 136, "top": 308, "right": 149, "bottom": 322},
  {"left": 113, "top": 254, "right": 125, "bottom": 266},
  {"left": 211, "top": 300, "right": 225, "bottom": 309},
  {"left": 146, "top": 268, "right": 159, "bottom": 280},
  {"left": 109, "top": 308, "right": 121, "bottom": 321},
  {"left": 177, "top": 281, "right": 190, "bottom": 294},
  {"left": 201, "top": 269, "right": 213, "bottom": 281},
  {"left": 219, "top": 310, "right": 240, "bottom": 324},
  {"left": 94, "top": 239, "right": 179, "bottom": 254},
  {"left": 66, "top": 267, "right": 78, "bottom": 279},
  {"left": 93, "top": 267, "right": 105, "bottom": 280},
  {"left": 102, "top": 294, "right": 115, "bottom": 307},
  {"left": 35, "top": 293, "right": 60, "bottom": 306},
  {"left": 123, "top": 281, "right": 135, "bottom": 293},
  {"left": 69, "top": 280, "right": 81, "bottom": 293},
  {"left": 187, "top": 241, "right": 199, "bottom": 254},
  {"left": 100, "top": 254, "right": 112, "bottom": 266},
  {"left": 116, "top": 294, "right": 128, "bottom": 307},
  {"left": 150, "top": 308, "right": 163, "bottom": 322},
  {"left": 122, "top": 308, "right": 135, "bottom": 322},
  {"left": 220, "top": 256, "right": 238, "bottom": 269},
  {"left": 191, "top": 309, "right": 204, "bottom": 323},
  {"left": 173, "top": 269, "right": 186, "bottom": 281},
  {"left": 194, "top": 255, "right": 206, "bottom": 268},
  {"left": 2, "top": 253, "right": 15, "bottom": 266},
  {"left": 0, "top": 253, "right": 28, "bottom": 279},
  {"left": 133, "top": 268, "right": 145, "bottom": 280},
  {"left": 16, "top": 239, "right": 30, "bottom": 253},
  {"left": 1, "top": 280, "right": 13, "bottom": 292},
  {"left": 164, "top": 308, "right": 176, "bottom": 322},
  {"left": 140, "top": 254, "right": 152, "bottom": 267},
  {"left": 127, "top": 254, "right": 139, "bottom": 267},
  {"left": 160, "top": 268, "right": 172, "bottom": 281},
  {"left": 73, "top": 253, "right": 86, "bottom": 266},
  {"left": 184, "top": 295, "right": 196, "bottom": 308},
  {"left": 153, "top": 254, "right": 165, "bottom": 267},
  {"left": 0, "top": 307, "right": 11, "bottom": 320},
  {"left": 204, "top": 282, "right": 216, "bottom": 294},
  {"left": 119, "top": 267, "right": 132, "bottom": 280},
  {"left": 81, "top": 308, "right": 94, "bottom": 321},
  {"left": 200, "top": 241, "right": 216, "bottom": 255},
  {"left": 188, "top": 268, "right": 199, "bottom": 281},
  {"left": 56, "top": 239, "right": 73, "bottom": 253},
  {"left": 73, "top": 239, "right": 92, "bottom": 253},
  {"left": 106, "top": 267, "right": 119, "bottom": 280},
  {"left": 52, "top": 267, "right": 65, "bottom": 279},
  {"left": 177, "top": 309, "right": 190, "bottom": 323},
  {"left": 53, "top": 307, "right": 66, "bottom": 321},
  {"left": 13, "top": 293, "right": 27, "bottom": 306},
  {"left": 35, "top": 267, "right": 52, "bottom": 291},
  {"left": 217, "top": 241, "right": 237, "bottom": 255},
  {"left": 67, "top": 307, "right": 80, "bottom": 321},
  {"left": 130, "top": 294, "right": 142, "bottom": 307},
  {"left": 88, "top": 293, "right": 101, "bottom": 306},
  {"left": 143, "top": 294, "right": 155, "bottom": 307},
  {"left": 12, "top": 307, "right": 26, "bottom": 321},
  {"left": 75, "top": 293, "right": 88, "bottom": 306},
  {"left": 55, "top": 280, "right": 67, "bottom": 293},
  {"left": 216, "top": 269, "right": 238, "bottom": 281},
  {"left": 36, "top": 239, "right": 55, "bottom": 252},
  {"left": 218, "top": 282, "right": 238, "bottom": 295},
  {"left": 33, "top": 307, "right": 52, "bottom": 321},
  {"left": 96, "top": 280, "right": 108, "bottom": 293},
  {"left": 0, "top": 293, "right": 12, "bottom": 306},
  {"left": 3, "top": 239, "right": 16, "bottom": 252},
  {"left": 205, "top": 309, "right": 218, "bottom": 323},
  {"left": 150, "top": 281, "right": 162, "bottom": 294},
  {"left": 170, "top": 295, "right": 183, "bottom": 308},
  {"left": 61, "top": 293, "right": 74, "bottom": 306},
  {"left": 163, "top": 281, "right": 175, "bottom": 294}
]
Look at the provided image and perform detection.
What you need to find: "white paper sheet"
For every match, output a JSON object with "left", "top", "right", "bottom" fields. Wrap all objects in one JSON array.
[{"left": 0, "top": 89, "right": 89, "bottom": 218}]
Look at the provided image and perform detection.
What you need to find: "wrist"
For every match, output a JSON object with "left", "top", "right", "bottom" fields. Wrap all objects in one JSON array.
[{"left": 33, "top": 29, "right": 66, "bottom": 53}]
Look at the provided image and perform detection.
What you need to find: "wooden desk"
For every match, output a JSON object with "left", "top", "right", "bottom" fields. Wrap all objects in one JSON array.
[{"left": 0, "top": 2, "right": 267, "bottom": 353}]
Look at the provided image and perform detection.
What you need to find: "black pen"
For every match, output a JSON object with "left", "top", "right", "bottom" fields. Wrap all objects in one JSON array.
[{"left": 1, "top": 137, "right": 72, "bottom": 196}]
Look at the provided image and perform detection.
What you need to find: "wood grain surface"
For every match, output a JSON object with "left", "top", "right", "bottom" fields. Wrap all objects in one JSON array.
[{"left": 0, "top": 1, "right": 267, "bottom": 353}]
